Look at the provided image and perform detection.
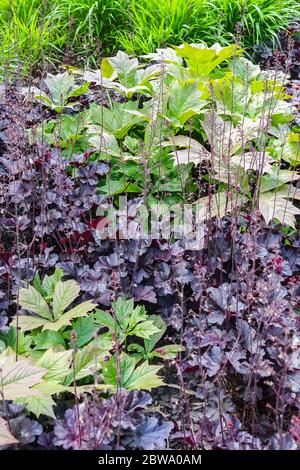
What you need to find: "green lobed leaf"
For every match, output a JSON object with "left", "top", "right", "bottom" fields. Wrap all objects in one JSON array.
[
  {"left": 36, "top": 348, "right": 72, "bottom": 382},
  {"left": 52, "top": 280, "right": 80, "bottom": 320},
  {"left": 0, "top": 353, "right": 46, "bottom": 400},
  {"left": 18, "top": 285, "right": 52, "bottom": 321}
]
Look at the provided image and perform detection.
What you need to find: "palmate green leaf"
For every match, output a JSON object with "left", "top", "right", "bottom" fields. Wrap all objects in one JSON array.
[
  {"left": 106, "top": 51, "right": 139, "bottom": 87},
  {"left": 110, "top": 297, "right": 159, "bottom": 340},
  {"left": 129, "top": 315, "right": 182, "bottom": 361},
  {"left": 43, "top": 300, "right": 96, "bottom": 332},
  {"left": 102, "top": 355, "right": 164, "bottom": 391},
  {"left": 127, "top": 304, "right": 148, "bottom": 329},
  {"left": 130, "top": 320, "right": 160, "bottom": 340},
  {"left": 83, "top": 69, "right": 115, "bottom": 87},
  {"left": 36, "top": 348, "right": 72, "bottom": 382},
  {"left": 143, "top": 315, "right": 167, "bottom": 354},
  {"left": 168, "top": 81, "right": 206, "bottom": 126},
  {"left": 113, "top": 297, "right": 134, "bottom": 330},
  {"left": 272, "top": 185, "right": 300, "bottom": 201},
  {"left": 175, "top": 43, "right": 242, "bottom": 77},
  {"left": 14, "top": 294, "right": 96, "bottom": 333},
  {"left": 12, "top": 316, "right": 49, "bottom": 333},
  {"left": 230, "top": 151, "right": 274, "bottom": 174},
  {"left": 94, "top": 309, "right": 117, "bottom": 332},
  {"left": 229, "top": 57, "right": 261, "bottom": 83},
  {"left": 122, "top": 358, "right": 164, "bottom": 391},
  {"left": 164, "top": 135, "right": 210, "bottom": 165},
  {"left": 105, "top": 82, "right": 150, "bottom": 99},
  {"left": 16, "top": 395, "right": 56, "bottom": 420},
  {"left": 19, "top": 285, "right": 52, "bottom": 321},
  {"left": 0, "top": 417, "right": 18, "bottom": 446},
  {"left": 277, "top": 133, "right": 300, "bottom": 165},
  {"left": 52, "top": 280, "right": 80, "bottom": 320},
  {"left": 213, "top": 76, "right": 251, "bottom": 116},
  {"left": 194, "top": 191, "right": 235, "bottom": 222},
  {"left": 44, "top": 72, "right": 75, "bottom": 104},
  {"left": 142, "top": 47, "right": 183, "bottom": 65},
  {"left": 101, "top": 64, "right": 160, "bottom": 98},
  {"left": 123, "top": 135, "right": 141, "bottom": 155},
  {"left": 260, "top": 169, "right": 299, "bottom": 193},
  {"left": 202, "top": 112, "right": 262, "bottom": 158},
  {"left": 16, "top": 380, "right": 67, "bottom": 419},
  {"left": 43, "top": 72, "right": 89, "bottom": 109},
  {"left": 32, "top": 73, "right": 89, "bottom": 112},
  {"left": 88, "top": 101, "right": 147, "bottom": 139},
  {"left": 0, "top": 353, "right": 46, "bottom": 400},
  {"left": 64, "top": 336, "right": 113, "bottom": 386},
  {"left": 259, "top": 189, "right": 300, "bottom": 228},
  {"left": 135, "top": 64, "right": 161, "bottom": 85},
  {"left": 87, "top": 126, "right": 120, "bottom": 156}
]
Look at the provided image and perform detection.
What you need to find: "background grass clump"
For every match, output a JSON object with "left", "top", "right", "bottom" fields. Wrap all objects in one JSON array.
[
  {"left": 0, "top": 0, "right": 299, "bottom": 73},
  {"left": 117, "top": 0, "right": 300, "bottom": 54}
]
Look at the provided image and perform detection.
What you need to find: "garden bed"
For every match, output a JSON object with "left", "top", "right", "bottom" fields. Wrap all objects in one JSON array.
[{"left": 0, "top": 4, "right": 300, "bottom": 454}]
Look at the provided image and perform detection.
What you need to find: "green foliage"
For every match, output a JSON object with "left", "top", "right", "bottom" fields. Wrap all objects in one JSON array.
[
  {"left": 0, "top": 0, "right": 63, "bottom": 76},
  {"left": 1, "top": 0, "right": 299, "bottom": 74},
  {"left": 87, "top": 101, "right": 148, "bottom": 139},
  {"left": 101, "top": 354, "right": 165, "bottom": 391},
  {"left": 13, "top": 269, "right": 96, "bottom": 332},
  {"left": 0, "top": 351, "right": 46, "bottom": 401},
  {"left": 128, "top": 315, "right": 183, "bottom": 361},
  {"left": 31, "top": 44, "right": 300, "bottom": 228},
  {"left": 47, "top": 0, "right": 128, "bottom": 67},
  {"left": 95, "top": 297, "right": 161, "bottom": 343},
  {"left": 1, "top": 271, "right": 179, "bottom": 417},
  {"left": 31, "top": 72, "right": 90, "bottom": 112}
]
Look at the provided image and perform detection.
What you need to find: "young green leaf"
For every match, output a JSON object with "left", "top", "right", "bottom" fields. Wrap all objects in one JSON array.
[
  {"left": 0, "top": 353, "right": 46, "bottom": 400},
  {"left": 113, "top": 297, "right": 134, "bottom": 331},
  {"left": 64, "top": 336, "right": 113, "bottom": 386},
  {"left": 122, "top": 358, "right": 164, "bottom": 390},
  {"left": 102, "top": 354, "right": 164, "bottom": 391},
  {"left": 143, "top": 315, "right": 167, "bottom": 354},
  {"left": 19, "top": 285, "right": 52, "bottom": 321},
  {"left": 36, "top": 348, "right": 73, "bottom": 382},
  {"left": 168, "top": 81, "right": 207, "bottom": 126},
  {"left": 33, "top": 330, "right": 66, "bottom": 350},
  {"left": 42, "top": 268, "right": 64, "bottom": 297},
  {"left": 52, "top": 280, "right": 80, "bottom": 319},
  {"left": 13, "top": 274, "right": 96, "bottom": 333},
  {"left": 94, "top": 309, "right": 117, "bottom": 332}
]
